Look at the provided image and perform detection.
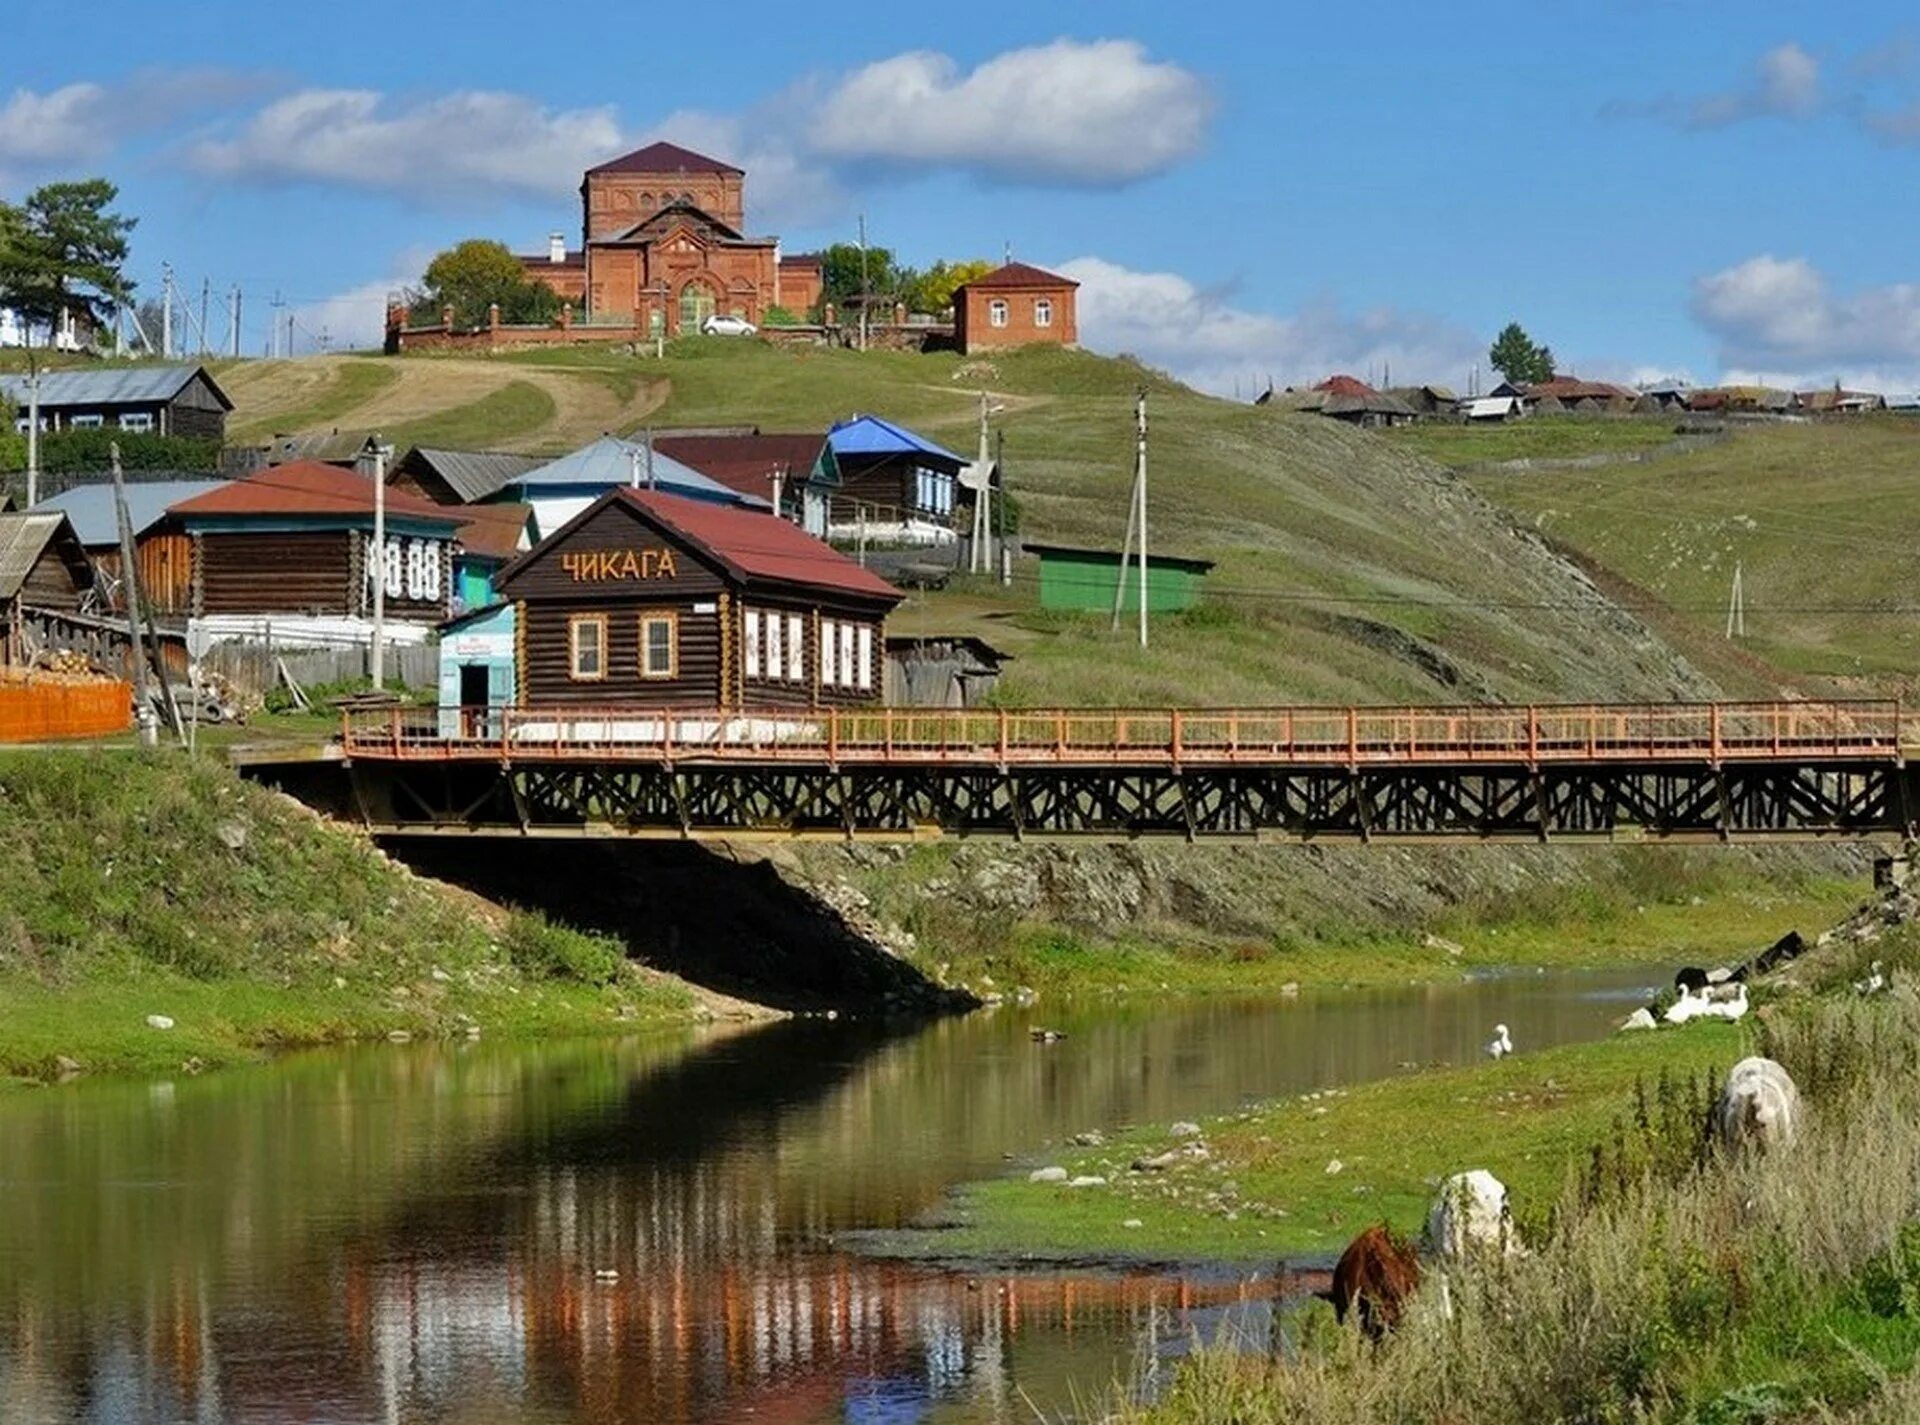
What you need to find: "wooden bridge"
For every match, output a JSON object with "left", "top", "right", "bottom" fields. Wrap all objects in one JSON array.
[{"left": 284, "top": 699, "right": 1918, "bottom": 843}]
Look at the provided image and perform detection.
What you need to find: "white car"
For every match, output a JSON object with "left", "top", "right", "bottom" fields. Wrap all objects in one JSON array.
[{"left": 700, "top": 314, "right": 758, "bottom": 337}]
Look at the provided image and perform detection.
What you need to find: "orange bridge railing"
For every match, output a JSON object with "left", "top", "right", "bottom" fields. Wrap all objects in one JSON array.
[{"left": 340, "top": 700, "right": 1905, "bottom": 769}]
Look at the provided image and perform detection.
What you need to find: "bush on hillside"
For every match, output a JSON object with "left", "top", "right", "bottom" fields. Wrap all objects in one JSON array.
[
  {"left": 0, "top": 427, "right": 222, "bottom": 475},
  {"left": 503, "top": 914, "right": 626, "bottom": 985}
]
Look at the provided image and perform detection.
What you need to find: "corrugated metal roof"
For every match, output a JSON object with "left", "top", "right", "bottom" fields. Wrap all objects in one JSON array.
[
  {"left": 654, "top": 433, "right": 828, "bottom": 502},
  {"left": 827, "top": 415, "right": 966, "bottom": 466},
  {"left": 506, "top": 436, "right": 768, "bottom": 508},
  {"left": 455, "top": 502, "right": 534, "bottom": 562},
  {"left": 170, "top": 461, "right": 460, "bottom": 525},
  {"left": 40, "top": 479, "right": 228, "bottom": 546},
  {"left": 0, "top": 363, "right": 230, "bottom": 411},
  {"left": 587, "top": 141, "right": 742, "bottom": 175},
  {"left": 404, "top": 447, "right": 544, "bottom": 502},
  {"left": 0, "top": 512, "right": 82, "bottom": 600},
  {"left": 959, "top": 261, "right": 1079, "bottom": 291}
]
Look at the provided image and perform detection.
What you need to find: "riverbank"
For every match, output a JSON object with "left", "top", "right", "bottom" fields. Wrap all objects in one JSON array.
[{"left": 0, "top": 750, "right": 727, "bottom": 1084}]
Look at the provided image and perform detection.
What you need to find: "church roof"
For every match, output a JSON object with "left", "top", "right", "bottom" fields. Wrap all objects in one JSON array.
[
  {"left": 605, "top": 199, "right": 753, "bottom": 246},
  {"left": 586, "top": 141, "right": 742, "bottom": 177},
  {"left": 959, "top": 261, "right": 1080, "bottom": 291}
]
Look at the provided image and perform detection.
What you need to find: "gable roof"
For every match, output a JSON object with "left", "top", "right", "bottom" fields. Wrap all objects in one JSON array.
[
  {"left": 587, "top": 141, "right": 742, "bottom": 177},
  {"left": 398, "top": 447, "right": 544, "bottom": 503},
  {"left": 1314, "top": 374, "right": 1378, "bottom": 397},
  {"left": 1527, "top": 376, "right": 1637, "bottom": 402},
  {"left": 0, "top": 363, "right": 231, "bottom": 412},
  {"left": 960, "top": 261, "right": 1079, "bottom": 291},
  {"left": 504, "top": 435, "right": 769, "bottom": 508},
  {"left": 169, "top": 460, "right": 460, "bottom": 526},
  {"left": 0, "top": 512, "right": 90, "bottom": 600},
  {"left": 453, "top": 502, "right": 534, "bottom": 563},
  {"left": 827, "top": 414, "right": 966, "bottom": 467},
  {"left": 499, "top": 487, "right": 901, "bottom": 603},
  {"left": 654, "top": 433, "right": 831, "bottom": 502},
  {"left": 40, "top": 479, "right": 227, "bottom": 546},
  {"left": 608, "top": 199, "right": 752, "bottom": 245}
]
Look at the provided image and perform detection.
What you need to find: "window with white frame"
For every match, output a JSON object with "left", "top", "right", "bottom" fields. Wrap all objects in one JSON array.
[
  {"left": 117, "top": 411, "right": 154, "bottom": 432},
  {"left": 988, "top": 299, "right": 1009, "bottom": 328},
  {"left": 764, "top": 611, "right": 783, "bottom": 681},
  {"left": 744, "top": 609, "right": 761, "bottom": 678},
  {"left": 70, "top": 413, "right": 103, "bottom": 429},
  {"left": 819, "top": 619, "right": 838, "bottom": 686},
  {"left": 1034, "top": 298, "right": 1052, "bottom": 328},
  {"left": 786, "top": 613, "right": 805, "bottom": 682},
  {"left": 839, "top": 622, "right": 856, "bottom": 689},
  {"left": 639, "top": 612, "right": 676, "bottom": 679},
  {"left": 857, "top": 625, "right": 873, "bottom": 691},
  {"left": 569, "top": 615, "right": 607, "bottom": 681}
]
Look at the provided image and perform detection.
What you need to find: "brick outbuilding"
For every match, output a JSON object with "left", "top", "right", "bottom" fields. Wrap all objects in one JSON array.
[{"left": 952, "top": 263, "right": 1079, "bottom": 355}]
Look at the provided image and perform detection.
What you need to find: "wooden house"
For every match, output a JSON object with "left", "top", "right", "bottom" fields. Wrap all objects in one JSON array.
[
  {"left": 0, "top": 512, "right": 91, "bottom": 664},
  {"left": 449, "top": 502, "right": 535, "bottom": 615},
  {"left": 0, "top": 364, "right": 232, "bottom": 439},
  {"left": 494, "top": 486, "right": 902, "bottom": 710},
  {"left": 824, "top": 415, "right": 966, "bottom": 535},
  {"left": 167, "top": 461, "right": 461, "bottom": 627},
  {"left": 39, "top": 478, "right": 225, "bottom": 615},
  {"left": 389, "top": 447, "right": 543, "bottom": 505},
  {"left": 654, "top": 431, "right": 837, "bottom": 534}
]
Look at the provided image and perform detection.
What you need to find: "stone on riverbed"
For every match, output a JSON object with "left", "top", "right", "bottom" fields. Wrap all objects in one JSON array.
[
  {"left": 1620, "top": 1007, "right": 1658, "bottom": 1031},
  {"left": 1067, "top": 1175, "right": 1107, "bottom": 1189},
  {"left": 1170, "top": 1121, "right": 1202, "bottom": 1138},
  {"left": 1029, "top": 1166, "right": 1069, "bottom": 1184}
]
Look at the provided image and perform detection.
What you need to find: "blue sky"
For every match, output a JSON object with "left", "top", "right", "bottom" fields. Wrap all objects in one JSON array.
[{"left": 7, "top": 1, "right": 1920, "bottom": 393}]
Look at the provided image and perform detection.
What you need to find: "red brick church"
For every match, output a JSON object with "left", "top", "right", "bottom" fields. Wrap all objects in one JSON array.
[{"left": 520, "top": 141, "right": 824, "bottom": 333}]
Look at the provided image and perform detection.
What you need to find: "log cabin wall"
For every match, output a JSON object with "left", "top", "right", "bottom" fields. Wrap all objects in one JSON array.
[{"left": 194, "top": 531, "right": 353, "bottom": 616}]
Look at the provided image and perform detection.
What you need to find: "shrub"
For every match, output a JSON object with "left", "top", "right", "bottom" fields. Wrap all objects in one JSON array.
[{"left": 503, "top": 914, "right": 626, "bottom": 985}]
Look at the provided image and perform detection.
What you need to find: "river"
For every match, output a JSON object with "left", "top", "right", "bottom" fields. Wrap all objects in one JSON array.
[{"left": 0, "top": 966, "right": 1661, "bottom": 1423}]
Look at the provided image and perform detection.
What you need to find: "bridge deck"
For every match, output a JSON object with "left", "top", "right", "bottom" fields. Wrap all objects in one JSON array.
[{"left": 341, "top": 700, "right": 1905, "bottom": 770}]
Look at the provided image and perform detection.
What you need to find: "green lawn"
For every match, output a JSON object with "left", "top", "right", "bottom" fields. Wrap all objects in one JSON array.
[
  {"left": 1386, "top": 415, "right": 1688, "bottom": 468},
  {"left": 224, "top": 357, "right": 400, "bottom": 440},
  {"left": 1468, "top": 416, "right": 1920, "bottom": 693},
  {"left": 385, "top": 377, "right": 558, "bottom": 449}
]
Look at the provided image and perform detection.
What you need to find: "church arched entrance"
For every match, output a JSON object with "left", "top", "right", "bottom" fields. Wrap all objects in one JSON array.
[{"left": 678, "top": 281, "right": 718, "bottom": 334}]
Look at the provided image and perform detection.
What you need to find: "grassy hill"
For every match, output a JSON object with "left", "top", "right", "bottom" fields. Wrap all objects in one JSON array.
[
  {"left": 225, "top": 340, "right": 1712, "bottom": 707},
  {"left": 1466, "top": 416, "right": 1920, "bottom": 697}
]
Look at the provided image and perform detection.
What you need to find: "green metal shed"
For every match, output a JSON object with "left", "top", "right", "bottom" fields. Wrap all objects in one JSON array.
[{"left": 1024, "top": 543, "right": 1215, "bottom": 614}]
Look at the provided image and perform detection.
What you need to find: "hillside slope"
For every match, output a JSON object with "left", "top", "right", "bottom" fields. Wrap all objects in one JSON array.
[{"left": 229, "top": 341, "right": 1712, "bottom": 706}]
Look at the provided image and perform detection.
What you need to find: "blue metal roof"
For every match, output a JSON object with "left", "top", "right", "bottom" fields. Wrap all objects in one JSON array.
[
  {"left": 826, "top": 414, "right": 965, "bottom": 466},
  {"left": 503, "top": 435, "right": 768, "bottom": 508},
  {"left": 0, "top": 363, "right": 230, "bottom": 411},
  {"left": 39, "top": 479, "right": 228, "bottom": 546}
]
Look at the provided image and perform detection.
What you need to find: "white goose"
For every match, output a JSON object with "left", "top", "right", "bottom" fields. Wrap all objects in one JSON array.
[
  {"left": 1664, "top": 985, "right": 1708, "bottom": 1025},
  {"left": 1486, "top": 1024, "right": 1514, "bottom": 1059}
]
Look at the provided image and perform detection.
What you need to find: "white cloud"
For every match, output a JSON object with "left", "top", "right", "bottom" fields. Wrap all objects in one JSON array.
[
  {"left": 190, "top": 90, "right": 624, "bottom": 202},
  {"left": 1057, "top": 256, "right": 1482, "bottom": 396},
  {"left": 1615, "top": 42, "right": 1821, "bottom": 129},
  {"left": 0, "top": 70, "right": 260, "bottom": 173},
  {"left": 809, "top": 39, "right": 1212, "bottom": 184},
  {"left": 287, "top": 252, "right": 432, "bottom": 355},
  {"left": 1693, "top": 254, "right": 1920, "bottom": 388}
]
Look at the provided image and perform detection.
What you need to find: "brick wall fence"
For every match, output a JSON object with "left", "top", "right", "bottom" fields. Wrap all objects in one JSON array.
[{"left": 386, "top": 302, "right": 953, "bottom": 356}]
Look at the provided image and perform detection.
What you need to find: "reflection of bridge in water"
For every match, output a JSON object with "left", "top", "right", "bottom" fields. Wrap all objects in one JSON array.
[{"left": 282, "top": 700, "right": 1918, "bottom": 843}]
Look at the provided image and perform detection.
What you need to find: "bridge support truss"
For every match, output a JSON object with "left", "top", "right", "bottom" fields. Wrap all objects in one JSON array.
[{"left": 341, "top": 758, "right": 1912, "bottom": 843}]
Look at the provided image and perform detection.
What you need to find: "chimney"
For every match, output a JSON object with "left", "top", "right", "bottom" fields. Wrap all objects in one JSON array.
[{"left": 548, "top": 232, "right": 567, "bottom": 264}]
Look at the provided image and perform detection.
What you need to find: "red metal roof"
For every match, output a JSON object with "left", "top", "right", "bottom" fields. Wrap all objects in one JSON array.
[
  {"left": 654, "top": 433, "right": 827, "bottom": 503},
  {"left": 169, "top": 460, "right": 459, "bottom": 525},
  {"left": 1313, "top": 374, "right": 1377, "bottom": 397},
  {"left": 960, "top": 261, "right": 1079, "bottom": 291},
  {"left": 587, "top": 141, "right": 742, "bottom": 176},
  {"left": 1527, "top": 377, "right": 1637, "bottom": 401},
  {"left": 455, "top": 502, "right": 533, "bottom": 562},
  {"left": 617, "top": 488, "right": 900, "bottom": 601}
]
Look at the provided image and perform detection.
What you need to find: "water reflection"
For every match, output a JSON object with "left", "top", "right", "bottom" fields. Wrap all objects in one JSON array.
[{"left": 0, "top": 967, "right": 1659, "bottom": 1423}]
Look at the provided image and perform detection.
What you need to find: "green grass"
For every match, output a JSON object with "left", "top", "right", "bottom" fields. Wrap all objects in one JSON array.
[
  {"left": 931, "top": 1024, "right": 1745, "bottom": 1264},
  {"left": 385, "top": 377, "right": 557, "bottom": 449},
  {"left": 0, "top": 750, "right": 699, "bottom": 1082},
  {"left": 225, "top": 357, "right": 400, "bottom": 440},
  {"left": 1468, "top": 415, "right": 1920, "bottom": 694},
  {"left": 1386, "top": 414, "right": 1689, "bottom": 468}
]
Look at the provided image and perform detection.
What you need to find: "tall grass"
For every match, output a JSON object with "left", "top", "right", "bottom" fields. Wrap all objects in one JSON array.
[{"left": 1127, "top": 967, "right": 1920, "bottom": 1423}]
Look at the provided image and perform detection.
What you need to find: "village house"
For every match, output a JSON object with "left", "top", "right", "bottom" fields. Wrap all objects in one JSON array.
[
  {"left": 1262, "top": 375, "right": 1416, "bottom": 429},
  {"left": 0, "top": 511, "right": 91, "bottom": 665},
  {"left": 495, "top": 434, "right": 769, "bottom": 541},
  {"left": 952, "top": 262, "right": 1079, "bottom": 355},
  {"left": 39, "top": 478, "right": 225, "bottom": 615},
  {"left": 654, "top": 430, "right": 837, "bottom": 534},
  {"left": 518, "top": 141, "right": 824, "bottom": 331},
  {"left": 825, "top": 415, "right": 966, "bottom": 541},
  {"left": 1795, "top": 387, "right": 1887, "bottom": 415},
  {"left": 388, "top": 447, "right": 543, "bottom": 506},
  {"left": 1, "top": 364, "right": 232, "bottom": 440},
  {"left": 167, "top": 461, "right": 462, "bottom": 642},
  {"left": 494, "top": 486, "right": 901, "bottom": 711}
]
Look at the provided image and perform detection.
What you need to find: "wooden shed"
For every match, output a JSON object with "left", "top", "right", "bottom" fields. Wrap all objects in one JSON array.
[
  {"left": 168, "top": 461, "right": 461, "bottom": 623},
  {"left": 38, "top": 478, "right": 225, "bottom": 615},
  {"left": 1025, "top": 543, "right": 1214, "bottom": 615},
  {"left": 0, "top": 512, "right": 92, "bottom": 665},
  {"left": 0, "top": 364, "right": 232, "bottom": 440},
  {"left": 495, "top": 486, "right": 902, "bottom": 711}
]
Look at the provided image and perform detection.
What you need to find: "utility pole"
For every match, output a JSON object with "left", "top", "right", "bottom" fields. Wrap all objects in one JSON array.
[
  {"left": 270, "top": 291, "right": 284, "bottom": 358},
  {"left": 371, "top": 438, "right": 391, "bottom": 689},
  {"left": 1725, "top": 561, "right": 1746, "bottom": 640},
  {"left": 1111, "top": 392, "right": 1149, "bottom": 647},
  {"left": 970, "top": 389, "right": 996, "bottom": 574},
  {"left": 161, "top": 263, "right": 174, "bottom": 359},
  {"left": 110, "top": 443, "right": 158, "bottom": 747},
  {"left": 229, "top": 286, "right": 242, "bottom": 358},
  {"left": 995, "top": 427, "right": 1010, "bottom": 585},
  {"left": 644, "top": 428, "right": 656, "bottom": 488},
  {"left": 199, "top": 278, "right": 211, "bottom": 356},
  {"left": 24, "top": 353, "right": 40, "bottom": 509},
  {"left": 857, "top": 213, "right": 869, "bottom": 353}
]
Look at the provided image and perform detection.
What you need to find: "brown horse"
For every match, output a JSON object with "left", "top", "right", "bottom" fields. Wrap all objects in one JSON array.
[{"left": 1318, "top": 1223, "right": 1423, "bottom": 1340}]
